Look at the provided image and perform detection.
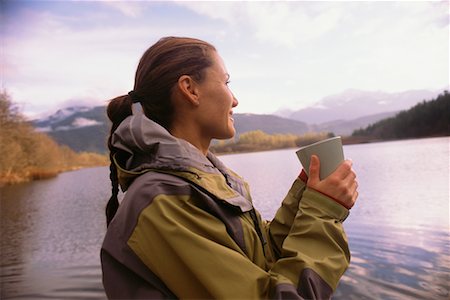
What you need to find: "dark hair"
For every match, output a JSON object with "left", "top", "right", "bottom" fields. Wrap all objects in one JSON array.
[{"left": 105, "top": 37, "right": 216, "bottom": 227}]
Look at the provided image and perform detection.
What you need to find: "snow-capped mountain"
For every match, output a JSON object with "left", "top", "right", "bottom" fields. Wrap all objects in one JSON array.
[
  {"left": 31, "top": 88, "right": 446, "bottom": 153},
  {"left": 31, "top": 107, "right": 311, "bottom": 153},
  {"left": 34, "top": 106, "right": 106, "bottom": 132},
  {"left": 286, "top": 88, "right": 445, "bottom": 124}
]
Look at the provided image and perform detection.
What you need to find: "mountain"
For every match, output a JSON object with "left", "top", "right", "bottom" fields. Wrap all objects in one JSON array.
[
  {"left": 311, "top": 111, "right": 399, "bottom": 136},
  {"left": 353, "top": 91, "right": 449, "bottom": 139},
  {"left": 233, "top": 113, "right": 309, "bottom": 136},
  {"left": 32, "top": 88, "right": 446, "bottom": 153},
  {"left": 34, "top": 106, "right": 108, "bottom": 132},
  {"left": 287, "top": 88, "right": 445, "bottom": 124},
  {"left": 32, "top": 108, "right": 312, "bottom": 153},
  {"left": 33, "top": 106, "right": 109, "bottom": 153}
]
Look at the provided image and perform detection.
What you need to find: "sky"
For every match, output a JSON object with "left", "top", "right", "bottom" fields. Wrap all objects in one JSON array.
[{"left": 1, "top": 0, "right": 449, "bottom": 118}]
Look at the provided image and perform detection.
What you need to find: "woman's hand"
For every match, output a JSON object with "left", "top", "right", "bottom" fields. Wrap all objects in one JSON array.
[{"left": 307, "top": 155, "right": 358, "bottom": 209}]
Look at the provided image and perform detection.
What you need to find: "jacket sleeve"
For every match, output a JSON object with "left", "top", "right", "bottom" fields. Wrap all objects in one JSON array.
[
  {"left": 126, "top": 182, "right": 350, "bottom": 299},
  {"left": 267, "top": 175, "right": 307, "bottom": 259},
  {"left": 268, "top": 187, "right": 351, "bottom": 299}
]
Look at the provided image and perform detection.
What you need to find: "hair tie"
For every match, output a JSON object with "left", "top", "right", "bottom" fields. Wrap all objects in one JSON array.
[{"left": 128, "top": 90, "right": 141, "bottom": 103}]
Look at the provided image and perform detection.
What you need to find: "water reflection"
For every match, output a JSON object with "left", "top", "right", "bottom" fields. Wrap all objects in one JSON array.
[
  {"left": 1, "top": 138, "right": 449, "bottom": 299},
  {"left": 222, "top": 137, "right": 450, "bottom": 299},
  {"left": 334, "top": 223, "right": 450, "bottom": 299},
  {"left": 1, "top": 167, "right": 109, "bottom": 299}
]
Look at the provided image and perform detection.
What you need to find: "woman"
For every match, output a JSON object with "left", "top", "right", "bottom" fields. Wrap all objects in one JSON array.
[{"left": 101, "top": 36, "right": 358, "bottom": 299}]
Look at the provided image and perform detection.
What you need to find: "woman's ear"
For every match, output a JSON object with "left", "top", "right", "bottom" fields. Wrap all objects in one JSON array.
[{"left": 177, "top": 75, "right": 200, "bottom": 106}]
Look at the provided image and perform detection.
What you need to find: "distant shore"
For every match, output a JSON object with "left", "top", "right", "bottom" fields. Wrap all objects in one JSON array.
[
  {"left": 213, "top": 134, "right": 446, "bottom": 156},
  {"left": 0, "top": 159, "right": 108, "bottom": 187},
  {"left": 2, "top": 135, "right": 446, "bottom": 187}
]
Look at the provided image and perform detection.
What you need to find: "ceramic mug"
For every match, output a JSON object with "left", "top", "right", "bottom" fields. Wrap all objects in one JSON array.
[{"left": 296, "top": 136, "right": 344, "bottom": 180}]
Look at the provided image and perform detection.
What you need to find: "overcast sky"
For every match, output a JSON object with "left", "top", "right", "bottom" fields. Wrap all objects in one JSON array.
[{"left": 1, "top": 0, "right": 449, "bottom": 118}]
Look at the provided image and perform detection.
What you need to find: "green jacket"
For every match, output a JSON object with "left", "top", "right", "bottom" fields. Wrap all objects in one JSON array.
[{"left": 101, "top": 115, "right": 350, "bottom": 299}]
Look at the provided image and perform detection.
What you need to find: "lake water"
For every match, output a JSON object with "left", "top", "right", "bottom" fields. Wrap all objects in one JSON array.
[{"left": 1, "top": 137, "right": 449, "bottom": 299}]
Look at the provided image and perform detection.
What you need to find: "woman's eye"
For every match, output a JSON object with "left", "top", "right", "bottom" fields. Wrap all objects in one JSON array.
[{"left": 226, "top": 80, "right": 231, "bottom": 86}]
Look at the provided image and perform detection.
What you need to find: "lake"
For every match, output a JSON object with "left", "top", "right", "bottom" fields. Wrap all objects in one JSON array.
[{"left": 1, "top": 137, "right": 449, "bottom": 299}]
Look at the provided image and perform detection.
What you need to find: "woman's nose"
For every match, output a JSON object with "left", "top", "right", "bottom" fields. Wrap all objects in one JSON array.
[{"left": 232, "top": 93, "right": 238, "bottom": 107}]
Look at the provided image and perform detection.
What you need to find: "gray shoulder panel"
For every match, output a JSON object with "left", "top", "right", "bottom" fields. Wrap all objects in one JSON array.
[
  {"left": 102, "top": 171, "right": 248, "bottom": 298},
  {"left": 270, "top": 268, "right": 333, "bottom": 299},
  {"left": 297, "top": 268, "right": 333, "bottom": 299}
]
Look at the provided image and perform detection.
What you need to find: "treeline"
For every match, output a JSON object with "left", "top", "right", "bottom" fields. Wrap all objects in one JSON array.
[
  {"left": 352, "top": 91, "right": 449, "bottom": 139},
  {"left": 0, "top": 92, "right": 108, "bottom": 185},
  {"left": 211, "top": 130, "right": 334, "bottom": 154}
]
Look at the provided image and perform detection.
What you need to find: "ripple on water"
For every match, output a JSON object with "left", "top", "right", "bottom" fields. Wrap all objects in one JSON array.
[
  {"left": 1, "top": 262, "right": 106, "bottom": 300},
  {"left": 1, "top": 140, "right": 449, "bottom": 299},
  {"left": 334, "top": 223, "right": 450, "bottom": 300}
]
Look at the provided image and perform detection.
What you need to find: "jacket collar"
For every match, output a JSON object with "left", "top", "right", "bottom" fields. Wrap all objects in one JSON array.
[{"left": 112, "top": 114, "right": 253, "bottom": 212}]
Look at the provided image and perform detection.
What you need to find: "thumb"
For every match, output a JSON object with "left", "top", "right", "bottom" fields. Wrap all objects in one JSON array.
[{"left": 308, "top": 155, "right": 321, "bottom": 186}]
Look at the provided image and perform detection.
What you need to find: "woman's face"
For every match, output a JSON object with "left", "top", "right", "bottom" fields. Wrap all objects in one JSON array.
[{"left": 195, "top": 51, "right": 239, "bottom": 140}]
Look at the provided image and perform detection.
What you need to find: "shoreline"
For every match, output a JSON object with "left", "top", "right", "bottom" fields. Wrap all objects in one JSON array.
[
  {"left": 0, "top": 164, "right": 107, "bottom": 187},
  {"left": 2, "top": 135, "right": 446, "bottom": 186},
  {"left": 214, "top": 135, "right": 447, "bottom": 155}
]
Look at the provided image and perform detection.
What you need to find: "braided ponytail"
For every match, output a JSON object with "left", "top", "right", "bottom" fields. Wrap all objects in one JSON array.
[
  {"left": 104, "top": 36, "right": 216, "bottom": 227},
  {"left": 105, "top": 94, "right": 133, "bottom": 227}
]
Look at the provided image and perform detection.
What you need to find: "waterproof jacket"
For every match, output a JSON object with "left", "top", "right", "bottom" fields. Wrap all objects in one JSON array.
[{"left": 101, "top": 114, "right": 351, "bottom": 299}]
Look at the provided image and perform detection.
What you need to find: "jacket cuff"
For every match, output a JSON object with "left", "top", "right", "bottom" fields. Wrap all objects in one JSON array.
[
  {"left": 297, "top": 170, "right": 352, "bottom": 210},
  {"left": 301, "top": 189, "right": 349, "bottom": 222},
  {"left": 308, "top": 187, "right": 352, "bottom": 210},
  {"left": 298, "top": 169, "right": 308, "bottom": 183}
]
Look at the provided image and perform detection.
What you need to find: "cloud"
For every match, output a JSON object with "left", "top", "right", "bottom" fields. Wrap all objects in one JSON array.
[
  {"left": 178, "top": 1, "right": 343, "bottom": 47},
  {"left": 72, "top": 117, "right": 103, "bottom": 128},
  {"left": 179, "top": 1, "right": 449, "bottom": 50},
  {"left": 250, "top": 2, "right": 342, "bottom": 47},
  {"left": 3, "top": 5, "right": 177, "bottom": 115},
  {"left": 2, "top": 1, "right": 448, "bottom": 117},
  {"left": 2, "top": 2, "right": 239, "bottom": 116},
  {"left": 96, "top": 0, "right": 145, "bottom": 17}
]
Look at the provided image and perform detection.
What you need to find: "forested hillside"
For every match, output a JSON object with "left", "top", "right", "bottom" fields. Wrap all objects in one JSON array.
[
  {"left": 0, "top": 92, "right": 108, "bottom": 185},
  {"left": 352, "top": 91, "right": 449, "bottom": 139}
]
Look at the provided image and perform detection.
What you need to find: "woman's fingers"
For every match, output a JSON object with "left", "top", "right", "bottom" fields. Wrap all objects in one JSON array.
[
  {"left": 306, "top": 156, "right": 359, "bottom": 209},
  {"left": 329, "top": 163, "right": 358, "bottom": 208},
  {"left": 308, "top": 155, "right": 321, "bottom": 186},
  {"left": 334, "top": 160, "right": 353, "bottom": 179},
  {"left": 342, "top": 168, "right": 357, "bottom": 189},
  {"left": 351, "top": 188, "right": 359, "bottom": 207}
]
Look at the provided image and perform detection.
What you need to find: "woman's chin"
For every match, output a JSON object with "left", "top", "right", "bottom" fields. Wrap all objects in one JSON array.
[
  {"left": 227, "top": 126, "right": 236, "bottom": 139},
  {"left": 215, "top": 127, "right": 235, "bottom": 140}
]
